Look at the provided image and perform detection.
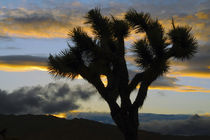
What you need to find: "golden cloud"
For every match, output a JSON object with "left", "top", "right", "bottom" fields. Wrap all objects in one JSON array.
[
  {"left": 149, "top": 85, "right": 210, "bottom": 93},
  {"left": 195, "top": 12, "right": 209, "bottom": 20},
  {"left": 0, "top": 8, "right": 208, "bottom": 42},
  {"left": 0, "top": 55, "right": 49, "bottom": 72},
  {"left": 169, "top": 71, "right": 210, "bottom": 78},
  {"left": 0, "top": 62, "right": 48, "bottom": 72},
  {"left": 137, "top": 81, "right": 210, "bottom": 93},
  {"left": 159, "top": 11, "right": 210, "bottom": 42},
  {"left": 0, "top": 8, "right": 86, "bottom": 38}
]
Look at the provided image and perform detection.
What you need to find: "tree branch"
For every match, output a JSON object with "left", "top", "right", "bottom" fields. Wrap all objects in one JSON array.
[
  {"left": 128, "top": 72, "right": 144, "bottom": 93},
  {"left": 132, "top": 82, "right": 149, "bottom": 109},
  {"left": 79, "top": 65, "right": 107, "bottom": 98}
]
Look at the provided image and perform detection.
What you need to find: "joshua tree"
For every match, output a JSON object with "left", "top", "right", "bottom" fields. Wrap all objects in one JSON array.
[{"left": 48, "top": 8, "right": 197, "bottom": 140}]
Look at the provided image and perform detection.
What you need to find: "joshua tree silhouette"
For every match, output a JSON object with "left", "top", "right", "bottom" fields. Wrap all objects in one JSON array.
[{"left": 48, "top": 8, "right": 197, "bottom": 140}]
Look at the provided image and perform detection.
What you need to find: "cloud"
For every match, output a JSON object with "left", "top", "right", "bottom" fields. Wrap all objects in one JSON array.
[
  {"left": 140, "top": 115, "right": 210, "bottom": 136},
  {"left": 0, "top": 46, "right": 20, "bottom": 50},
  {"left": 151, "top": 76, "right": 177, "bottom": 88},
  {"left": 0, "top": 34, "right": 11, "bottom": 40},
  {"left": 129, "top": 70, "right": 210, "bottom": 93},
  {"left": 150, "top": 77, "right": 210, "bottom": 93},
  {"left": 0, "top": 82, "right": 96, "bottom": 115},
  {"left": 0, "top": 7, "right": 86, "bottom": 38},
  {"left": 159, "top": 9, "right": 210, "bottom": 42},
  {"left": 0, "top": 55, "right": 48, "bottom": 71},
  {"left": 0, "top": 1, "right": 209, "bottom": 41},
  {"left": 170, "top": 43, "right": 210, "bottom": 78}
]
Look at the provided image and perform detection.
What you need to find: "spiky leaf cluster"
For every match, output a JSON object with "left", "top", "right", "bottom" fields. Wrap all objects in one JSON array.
[
  {"left": 168, "top": 26, "right": 198, "bottom": 60},
  {"left": 48, "top": 49, "right": 81, "bottom": 79},
  {"left": 125, "top": 9, "right": 197, "bottom": 77},
  {"left": 85, "top": 8, "right": 112, "bottom": 40},
  {"left": 133, "top": 39, "right": 153, "bottom": 69},
  {"left": 49, "top": 8, "right": 197, "bottom": 81}
]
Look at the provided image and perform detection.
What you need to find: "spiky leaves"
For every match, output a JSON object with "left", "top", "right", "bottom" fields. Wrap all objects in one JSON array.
[
  {"left": 70, "top": 27, "right": 96, "bottom": 52},
  {"left": 126, "top": 10, "right": 167, "bottom": 58},
  {"left": 132, "top": 39, "right": 169, "bottom": 77},
  {"left": 168, "top": 26, "right": 198, "bottom": 60},
  {"left": 126, "top": 9, "right": 169, "bottom": 77},
  {"left": 146, "top": 20, "right": 167, "bottom": 57},
  {"left": 85, "top": 8, "right": 111, "bottom": 40},
  {"left": 133, "top": 39, "right": 153, "bottom": 69},
  {"left": 125, "top": 9, "right": 151, "bottom": 32},
  {"left": 111, "top": 17, "right": 129, "bottom": 39},
  {"left": 48, "top": 27, "right": 98, "bottom": 79},
  {"left": 48, "top": 49, "right": 81, "bottom": 79}
]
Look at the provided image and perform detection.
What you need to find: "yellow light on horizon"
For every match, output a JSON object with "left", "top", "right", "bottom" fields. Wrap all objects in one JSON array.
[
  {"left": 200, "top": 113, "right": 210, "bottom": 117},
  {"left": 51, "top": 113, "right": 67, "bottom": 118},
  {"left": 50, "top": 110, "right": 82, "bottom": 118}
]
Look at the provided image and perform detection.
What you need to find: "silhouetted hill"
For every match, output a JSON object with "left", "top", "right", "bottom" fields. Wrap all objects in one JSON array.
[{"left": 0, "top": 114, "right": 209, "bottom": 140}]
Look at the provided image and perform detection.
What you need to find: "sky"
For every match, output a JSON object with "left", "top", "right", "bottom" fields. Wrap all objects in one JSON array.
[{"left": 0, "top": 0, "right": 210, "bottom": 116}]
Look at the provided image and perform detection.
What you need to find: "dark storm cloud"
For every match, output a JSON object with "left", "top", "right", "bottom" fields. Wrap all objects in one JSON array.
[
  {"left": 0, "top": 55, "right": 47, "bottom": 66},
  {"left": 140, "top": 115, "right": 210, "bottom": 136},
  {"left": 0, "top": 83, "right": 96, "bottom": 114}
]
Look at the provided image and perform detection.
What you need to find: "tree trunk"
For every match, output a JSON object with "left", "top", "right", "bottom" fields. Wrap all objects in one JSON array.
[
  {"left": 123, "top": 127, "right": 138, "bottom": 140},
  {"left": 111, "top": 109, "right": 139, "bottom": 140}
]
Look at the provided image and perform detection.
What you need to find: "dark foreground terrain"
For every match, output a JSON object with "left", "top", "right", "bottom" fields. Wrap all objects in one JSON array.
[{"left": 0, "top": 114, "right": 209, "bottom": 140}]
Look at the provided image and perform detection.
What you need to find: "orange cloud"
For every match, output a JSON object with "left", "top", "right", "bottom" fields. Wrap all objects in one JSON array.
[
  {"left": 1, "top": 8, "right": 208, "bottom": 42},
  {"left": 0, "top": 8, "right": 85, "bottom": 38},
  {"left": 169, "top": 71, "right": 210, "bottom": 79},
  {"left": 149, "top": 85, "right": 210, "bottom": 93},
  {"left": 159, "top": 11, "right": 210, "bottom": 42},
  {"left": 0, "top": 62, "right": 48, "bottom": 72},
  {"left": 0, "top": 61, "right": 86, "bottom": 81},
  {"left": 195, "top": 12, "right": 209, "bottom": 20},
  {"left": 135, "top": 83, "right": 210, "bottom": 93}
]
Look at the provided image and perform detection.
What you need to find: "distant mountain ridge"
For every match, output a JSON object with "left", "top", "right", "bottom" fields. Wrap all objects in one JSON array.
[
  {"left": 0, "top": 114, "right": 210, "bottom": 140},
  {"left": 67, "top": 112, "right": 192, "bottom": 124}
]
